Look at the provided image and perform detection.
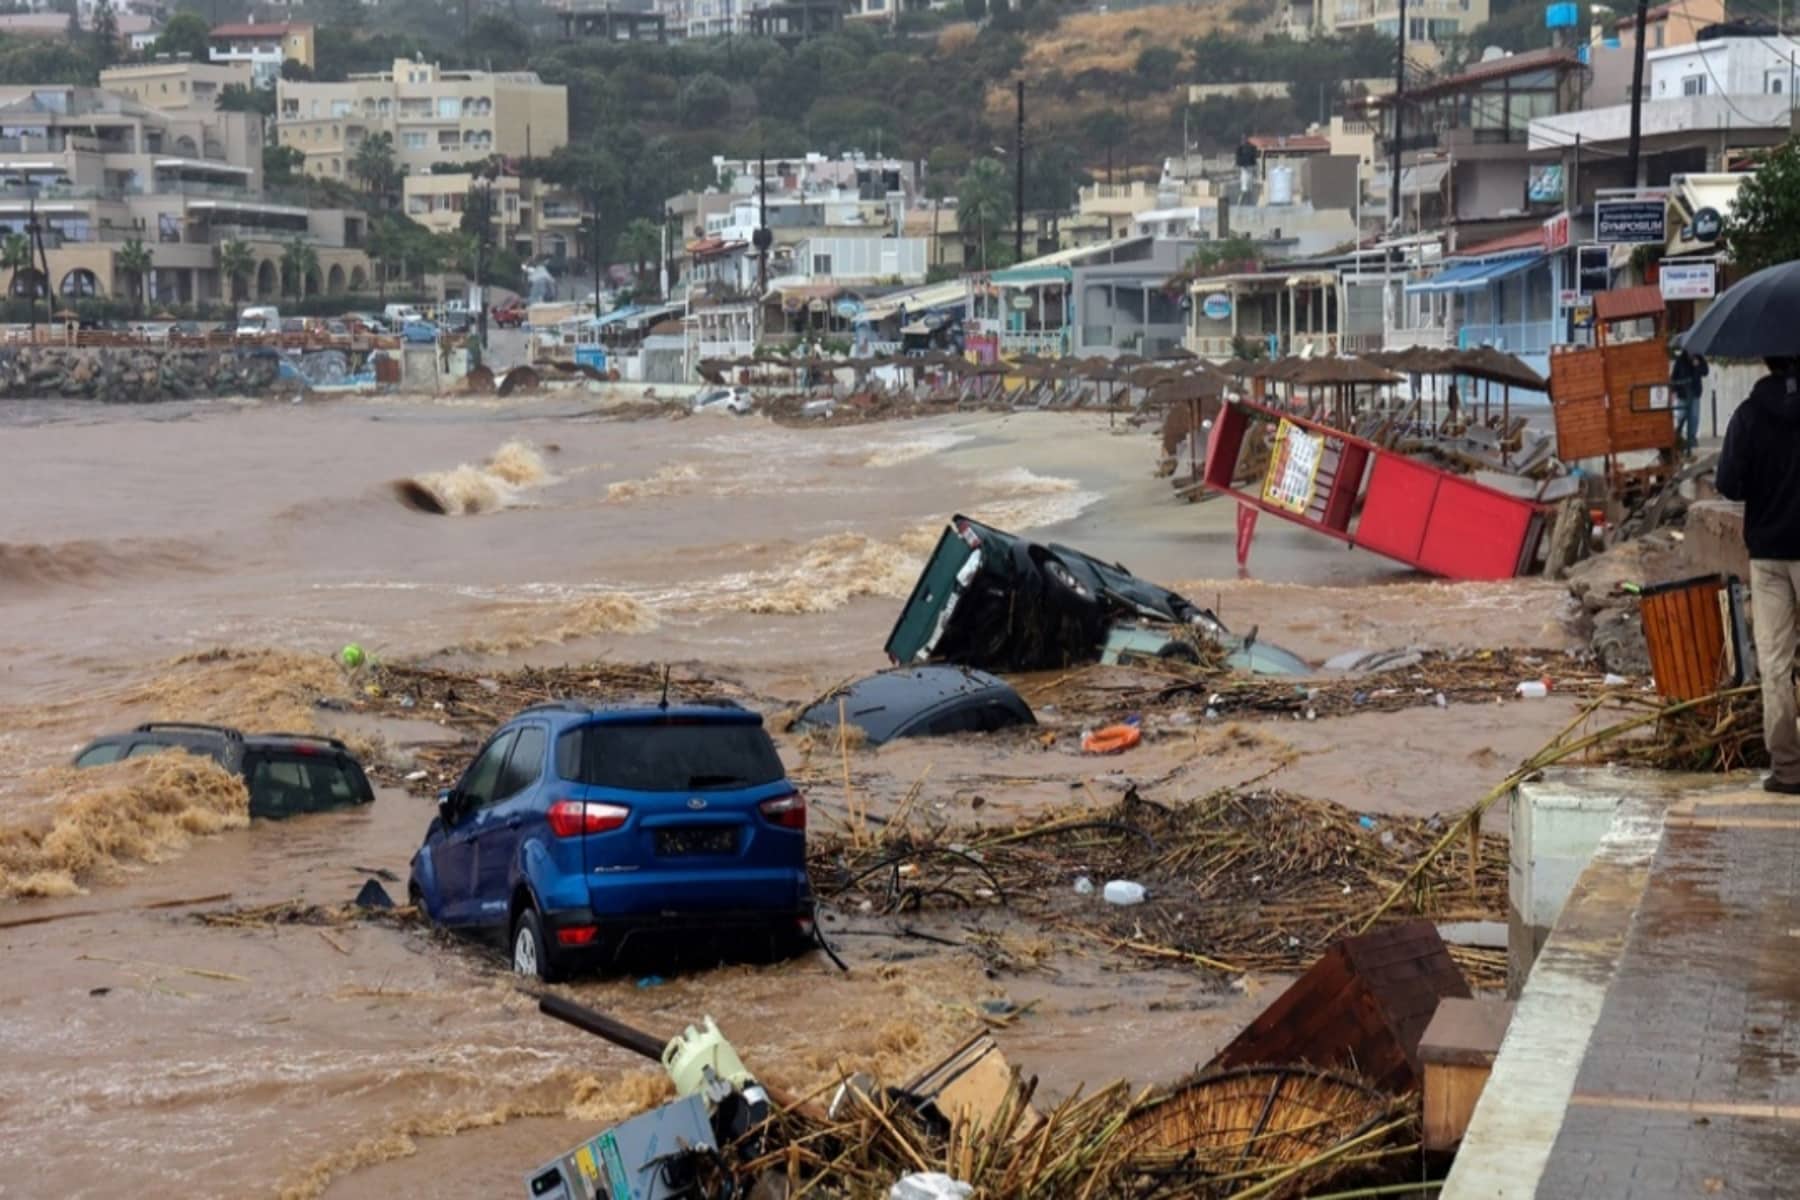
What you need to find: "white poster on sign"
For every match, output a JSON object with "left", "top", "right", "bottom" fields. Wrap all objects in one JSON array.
[{"left": 1660, "top": 262, "right": 1716, "bottom": 300}]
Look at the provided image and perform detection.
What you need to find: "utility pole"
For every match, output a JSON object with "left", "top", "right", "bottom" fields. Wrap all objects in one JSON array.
[
  {"left": 588, "top": 190, "right": 602, "bottom": 315},
  {"left": 1014, "top": 79, "right": 1025, "bottom": 262},
  {"left": 1390, "top": 0, "right": 1406, "bottom": 231},
  {"left": 1626, "top": 0, "right": 1651, "bottom": 186},
  {"left": 754, "top": 145, "right": 770, "bottom": 297}
]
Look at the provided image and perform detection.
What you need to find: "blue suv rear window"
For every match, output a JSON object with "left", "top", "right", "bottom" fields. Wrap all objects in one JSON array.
[{"left": 556, "top": 723, "right": 784, "bottom": 791}]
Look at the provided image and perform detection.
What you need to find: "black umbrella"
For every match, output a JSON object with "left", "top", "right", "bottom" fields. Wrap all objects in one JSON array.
[{"left": 1683, "top": 260, "right": 1800, "bottom": 359}]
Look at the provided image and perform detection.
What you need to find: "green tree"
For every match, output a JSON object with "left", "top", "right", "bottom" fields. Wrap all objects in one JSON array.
[
  {"left": 1725, "top": 137, "right": 1800, "bottom": 275},
  {"left": 1189, "top": 236, "right": 1261, "bottom": 277},
  {"left": 0, "top": 232, "right": 31, "bottom": 304},
  {"left": 152, "top": 10, "right": 210, "bottom": 60},
  {"left": 468, "top": 13, "right": 531, "bottom": 71},
  {"left": 219, "top": 83, "right": 275, "bottom": 118},
  {"left": 90, "top": 0, "right": 118, "bottom": 69},
  {"left": 364, "top": 217, "right": 403, "bottom": 301},
  {"left": 678, "top": 72, "right": 732, "bottom": 129},
  {"left": 1135, "top": 45, "right": 1183, "bottom": 91},
  {"left": 116, "top": 237, "right": 152, "bottom": 315},
  {"left": 216, "top": 239, "right": 255, "bottom": 306},
  {"left": 614, "top": 217, "right": 660, "bottom": 281},
  {"left": 955, "top": 156, "right": 1009, "bottom": 271},
  {"left": 264, "top": 143, "right": 305, "bottom": 186},
  {"left": 280, "top": 238, "right": 319, "bottom": 301},
  {"left": 349, "top": 131, "right": 400, "bottom": 202}
]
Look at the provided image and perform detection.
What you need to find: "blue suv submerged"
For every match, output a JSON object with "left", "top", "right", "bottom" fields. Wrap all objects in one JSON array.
[{"left": 409, "top": 700, "right": 813, "bottom": 981}]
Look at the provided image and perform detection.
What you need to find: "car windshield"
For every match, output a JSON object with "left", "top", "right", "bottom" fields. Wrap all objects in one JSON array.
[
  {"left": 556, "top": 722, "right": 784, "bottom": 791},
  {"left": 244, "top": 750, "right": 374, "bottom": 817}
]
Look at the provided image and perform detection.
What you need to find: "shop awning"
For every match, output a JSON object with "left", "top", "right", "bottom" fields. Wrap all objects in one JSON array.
[
  {"left": 990, "top": 265, "right": 1074, "bottom": 286},
  {"left": 1398, "top": 160, "right": 1450, "bottom": 197},
  {"left": 1406, "top": 252, "right": 1544, "bottom": 294}
]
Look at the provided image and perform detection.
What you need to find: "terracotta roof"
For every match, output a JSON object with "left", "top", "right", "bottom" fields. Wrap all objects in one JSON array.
[
  {"left": 209, "top": 22, "right": 308, "bottom": 38},
  {"left": 1392, "top": 48, "right": 1579, "bottom": 103},
  {"left": 1451, "top": 227, "right": 1546, "bottom": 258},
  {"left": 1594, "top": 285, "right": 1664, "bottom": 323},
  {"left": 1247, "top": 134, "right": 1332, "bottom": 153}
]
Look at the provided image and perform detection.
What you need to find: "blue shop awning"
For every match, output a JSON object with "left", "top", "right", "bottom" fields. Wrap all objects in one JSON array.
[{"left": 1407, "top": 252, "right": 1545, "bottom": 294}]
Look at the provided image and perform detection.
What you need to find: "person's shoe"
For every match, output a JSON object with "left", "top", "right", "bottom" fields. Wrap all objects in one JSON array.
[{"left": 1764, "top": 776, "right": 1800, "bottom": 795}]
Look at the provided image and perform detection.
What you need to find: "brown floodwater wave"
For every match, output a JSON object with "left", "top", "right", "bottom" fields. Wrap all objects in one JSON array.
[
  {"left": 393, "top": 439, "right": 553, "bottom": 515},
  {"left": 0, "top": 754, "right": 249, "bottom": 899},
  {"left": 0, "top": 536, "right": 210, "bottom": 593}
]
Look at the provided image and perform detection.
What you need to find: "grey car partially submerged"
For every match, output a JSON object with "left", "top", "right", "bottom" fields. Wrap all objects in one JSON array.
[{"left": 796, "top": 666, "right": 1036, "bottom": 746}]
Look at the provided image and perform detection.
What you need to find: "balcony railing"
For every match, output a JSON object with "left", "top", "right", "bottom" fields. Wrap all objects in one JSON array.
[
  {"left": 1459, "top": 319, "right": 1554, "bottom": 357},
  {"left": 998, "top": 328, "right": 1070, "bottom": 356}
]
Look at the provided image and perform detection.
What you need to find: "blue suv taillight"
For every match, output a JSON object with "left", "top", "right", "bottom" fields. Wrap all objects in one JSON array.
[
  {"left": 758, "top": 791, "right": 806, "bottom": 831},
  {"left": 547, "top": 799, "right": 629, "bottom": 838}
]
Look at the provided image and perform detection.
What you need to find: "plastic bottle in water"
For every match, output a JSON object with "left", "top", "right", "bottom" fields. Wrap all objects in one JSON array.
[{"left": 1515, "top": 680, "right": 1549, "bottom": 699}]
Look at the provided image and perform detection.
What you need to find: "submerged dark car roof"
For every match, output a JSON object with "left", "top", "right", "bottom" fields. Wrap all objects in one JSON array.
[{"left": 799, "top": 666, "right": 1025, "bottom": 745}]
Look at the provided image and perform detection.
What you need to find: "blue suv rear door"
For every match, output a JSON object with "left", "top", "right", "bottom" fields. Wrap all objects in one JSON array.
[{"left": 473, "top": 722, "right": 549, "bottom": 919}]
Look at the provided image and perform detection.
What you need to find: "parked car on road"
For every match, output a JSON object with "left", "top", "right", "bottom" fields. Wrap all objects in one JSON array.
[
  {"left": 408, "top": 699, "right": 813, "bottom": 981},
  {"left": 401, "top": 319, "right": 439, "bottom": 344},
  {"left": 692, "top": 386, "right": 753, "bottom": 416},
  {"left": 492, "top": 299, "right": 527, "bottom": 328},
  {"left": 71, "top": 723, "right": 374, "bottom": 819}
]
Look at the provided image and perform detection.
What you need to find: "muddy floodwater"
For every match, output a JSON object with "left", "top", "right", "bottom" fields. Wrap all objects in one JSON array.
[{"left": 0, "top": 395, "right": 1581, "bottom": 1197}]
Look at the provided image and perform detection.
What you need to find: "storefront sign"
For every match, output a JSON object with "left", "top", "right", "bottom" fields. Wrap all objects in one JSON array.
[
  {"left": 1557, "top": 288, "right": 1584, "bottom": 308},
  {"left": 1691, "top": 206, "right": 1724, "bottom": 243},
  {"left": 834, "top": 298, "right": 863, "bottom": 320},
  {"left": 1009, "top": 293, "right": 1033, "bottom": 311},
  {"left": 1262, "top": 420, "right": 1325, "bottom": 515},
  {"left": 1529, "top": 164, "right": 1565, "bottom": 206},
  {"left": 1201, "top": 293, "right": 1233, "bottom": 321},
  {"left": 1660, "top": 262, "right": 1717, "bottom": 300},
  {"left": 1595, "top": 199, "right": 1667, "bottom": 245},
  {"left": 1542, "top": 212, "right": 1571, "bottom": 253}
]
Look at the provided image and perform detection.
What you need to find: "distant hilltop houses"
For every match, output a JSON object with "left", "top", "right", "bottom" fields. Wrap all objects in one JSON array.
[{"left": 0, "top": 0, "right": 1776, "bottom": 397}]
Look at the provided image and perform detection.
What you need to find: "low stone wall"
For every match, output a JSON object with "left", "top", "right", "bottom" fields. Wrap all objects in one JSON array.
[
  {"left": 1685, "top": 499, "right": 1750, "bottom": 581},
  {"left": 0, "top": 346, "right": 294, "bottom": 404}
]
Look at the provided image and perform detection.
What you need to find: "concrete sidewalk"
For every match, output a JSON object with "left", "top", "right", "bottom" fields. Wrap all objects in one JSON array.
[{"left": 1447, "top": 777, "right": 1800, "bottom": 1199}]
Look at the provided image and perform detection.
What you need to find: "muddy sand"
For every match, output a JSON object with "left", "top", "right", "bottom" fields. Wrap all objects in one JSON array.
[{"left": 0, "top": 395, "right": 1587, "bottom": 1197}]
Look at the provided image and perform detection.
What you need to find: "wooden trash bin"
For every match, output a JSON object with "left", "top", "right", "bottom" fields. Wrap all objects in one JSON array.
[
  {"left": 1420, "top": 997, "right": 1514, "bottom": 1152},
  {"left": 1640, "top": 574, "right": 1748, "bottom": 700}
]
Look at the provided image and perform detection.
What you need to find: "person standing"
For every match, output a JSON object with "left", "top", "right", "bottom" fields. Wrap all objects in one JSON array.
[
  {"left": 1671, "top": 337, "right": 1710, "bottom": 455},
  {"left": 1716, "top": 358, "right": 1800, "bottom": 793}
]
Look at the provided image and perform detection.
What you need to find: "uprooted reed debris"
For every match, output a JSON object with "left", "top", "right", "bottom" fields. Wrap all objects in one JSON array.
[
  {"left": 743, "top": 1060, "right": 1419, "bottom": 1200},
  {"left": 811, "top": 785, "right": 1507, "bottom": 986}
]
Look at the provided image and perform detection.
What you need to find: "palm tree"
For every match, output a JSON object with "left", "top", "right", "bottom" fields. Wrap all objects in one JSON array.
[
  {"left": 216, "top": 239, "right": 255, "bottom": 307},
  {"left": 364, "top": 219, "right": 397, "bottom": 302},
  {"left": 349, "top": 132, "right": 399, "bottom": 204},
  {"left": 117, "top": 238, "right": 152, "bottom": 316},
  {"left": 1, "top": 232, "right": 31, "bottom": 305},
  {"left": 954, "top": 157, "right": 1010, "bottom": 272},
  {"left": 279, "top": 238, "right": 318, "bottom": 302},
  {"left": 614, "top": 218, "right": 660, "bottom": 285}
]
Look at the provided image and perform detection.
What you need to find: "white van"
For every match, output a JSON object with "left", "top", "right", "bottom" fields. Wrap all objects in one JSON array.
[
  {"left": 236, "top": 305, "right": 280, "bottom": 337},
  {"left": 384, "top": 303, "right": 423, "bottom": 326}
]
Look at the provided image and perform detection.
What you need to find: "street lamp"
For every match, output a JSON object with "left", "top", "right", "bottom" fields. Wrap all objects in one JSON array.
[
  {"left": 3, "top": 173, "right": 68, "bottom": 338},
  {"left": 470, "top": 162, "right": 498, "bottom": 353}
]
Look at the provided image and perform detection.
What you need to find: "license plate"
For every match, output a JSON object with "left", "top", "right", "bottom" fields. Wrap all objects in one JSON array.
[{"left": 656, "top": 827, "right": 736, "bottom": 856}]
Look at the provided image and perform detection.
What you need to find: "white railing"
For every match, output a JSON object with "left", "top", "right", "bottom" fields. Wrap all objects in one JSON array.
[
  {"left": 999, "top": 329, "right": 1070, "bottom": 356},
  {"left": 1385, "top": 325, "right": 1454, "bottom": 350}
]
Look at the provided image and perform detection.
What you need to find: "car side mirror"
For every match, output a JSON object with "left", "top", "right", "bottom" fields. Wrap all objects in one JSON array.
[{"left": 437, "top": 788, "right": 458, "bottom": 824}]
